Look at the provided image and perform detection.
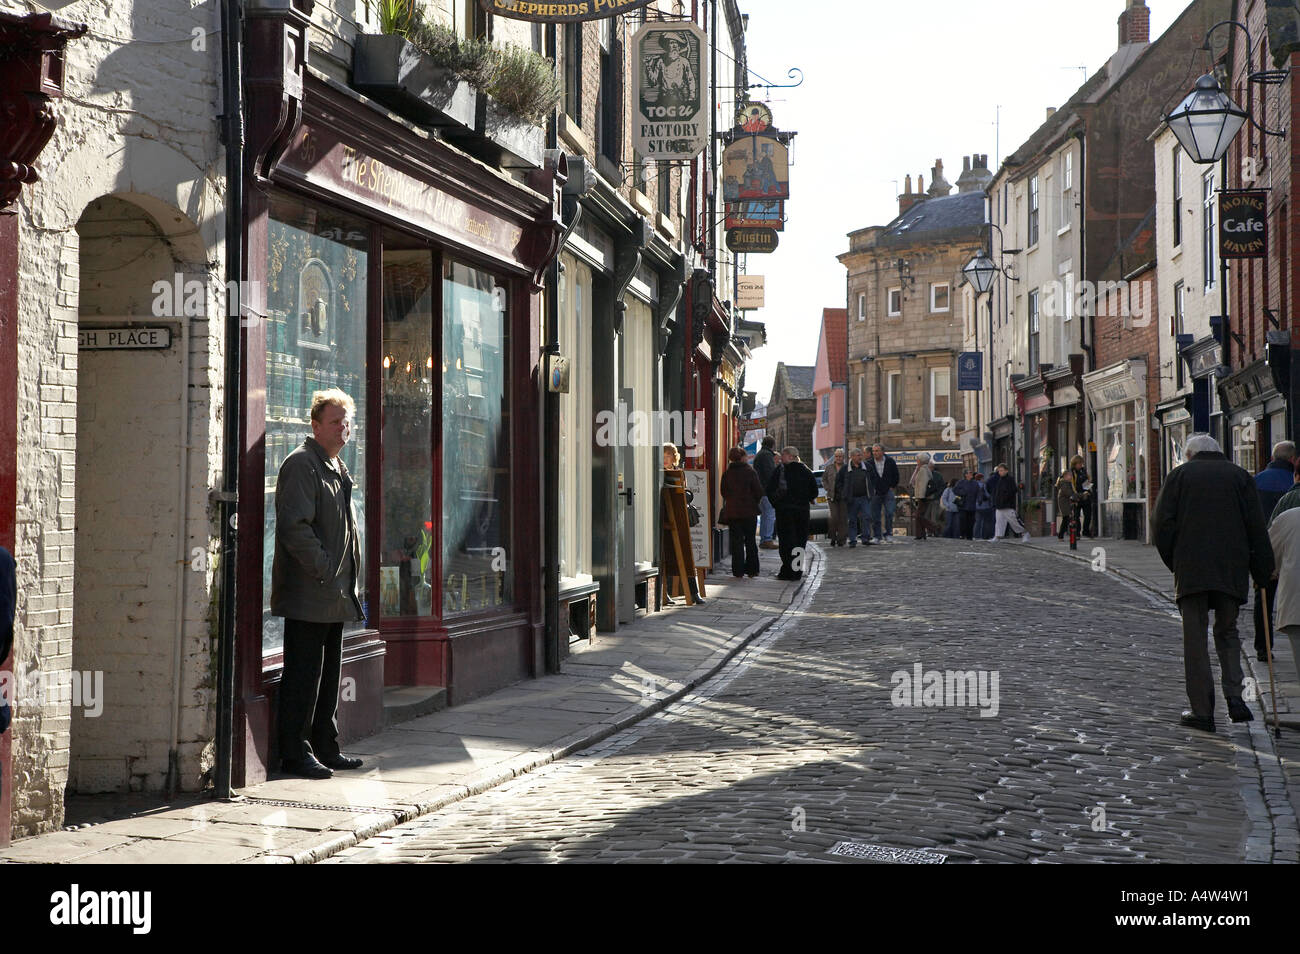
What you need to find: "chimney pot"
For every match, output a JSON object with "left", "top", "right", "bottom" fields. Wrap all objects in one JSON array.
[
  {"left": 1118, "top": 0, "right": 1149, "bottom": 47},
  {"left": 904, "top": 174, "right": 911, "bottom": 194},
  {"left": 963, "top": 156, "right": 972, "bottom": 172}
]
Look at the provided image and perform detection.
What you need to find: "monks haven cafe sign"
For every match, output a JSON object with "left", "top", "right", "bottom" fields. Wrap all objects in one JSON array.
[
  {"left": 480, "top": 0, "right": 651, "bottom": 21},
  {"left": 1219, "top": 189, "right": 1267, "bottom": 259}
]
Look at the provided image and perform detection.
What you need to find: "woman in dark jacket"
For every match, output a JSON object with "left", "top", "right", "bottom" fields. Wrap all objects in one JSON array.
[{"left": 719, "top": 446, "right": 765, "bottom": 578}]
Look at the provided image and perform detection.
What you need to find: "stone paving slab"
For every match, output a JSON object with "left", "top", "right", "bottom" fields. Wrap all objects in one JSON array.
[{"left": 0, "top": 549, "right": 797, "bottom": 864}]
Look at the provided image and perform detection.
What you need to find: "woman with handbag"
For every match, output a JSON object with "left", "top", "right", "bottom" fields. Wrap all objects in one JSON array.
[{"left": 720, "top": 446, "right": 765, "bottom": 578}]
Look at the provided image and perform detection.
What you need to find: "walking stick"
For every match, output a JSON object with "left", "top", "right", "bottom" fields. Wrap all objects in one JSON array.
[{"left": 1259, "top": 584, "right": 1283, "bottom": 740}]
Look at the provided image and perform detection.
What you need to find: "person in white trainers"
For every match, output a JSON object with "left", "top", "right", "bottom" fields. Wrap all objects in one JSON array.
[{"left": 988, "top": 463, "right": 1031, "bottom": 541}]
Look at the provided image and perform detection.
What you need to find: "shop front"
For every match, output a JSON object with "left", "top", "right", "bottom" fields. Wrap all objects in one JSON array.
[
  {"left": 1155, "top": 401, "right": 1193, "bottom": 478},
  {"left": 1083, "top": 359, "right": 1149, "bottom": 541},
  {"left": 1220, "top": 359, "right": 1287, "bottom": 475},
  {"left": 236, "top": 27, "right": 563, "bottom": 784},
  {"left": 1181, "top": 336, "right": 1227, "bottom": 448}
]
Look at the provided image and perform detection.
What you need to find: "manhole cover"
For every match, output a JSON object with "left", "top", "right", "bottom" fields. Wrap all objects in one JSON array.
[{"left": 828, "top": 841, "right": 947, "bottom": 864}]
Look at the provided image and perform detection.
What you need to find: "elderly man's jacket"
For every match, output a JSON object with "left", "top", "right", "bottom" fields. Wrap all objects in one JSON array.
[
  {"left": 271, "top": 437, "right": 364, "bottom": 623},
  {"left": 1153, "top": 451, "right": 1274, "bottom": 603}
]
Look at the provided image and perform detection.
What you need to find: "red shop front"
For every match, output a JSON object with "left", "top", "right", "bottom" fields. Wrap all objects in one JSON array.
[{"left": 235, "top": 18, "right": 562, "bottom": 785}]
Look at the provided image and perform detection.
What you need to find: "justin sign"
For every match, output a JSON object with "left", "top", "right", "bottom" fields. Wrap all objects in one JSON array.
[{"left": 632, "top": 23, "right": 708, "bottom": 160}]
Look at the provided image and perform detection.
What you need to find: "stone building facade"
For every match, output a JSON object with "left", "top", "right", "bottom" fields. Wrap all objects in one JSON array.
[
  {"left": 839, "top": 157, "right": 986, "bottom": 471},
  {"left": 766, "top": 363, "right": 816, "bottom": 465}
]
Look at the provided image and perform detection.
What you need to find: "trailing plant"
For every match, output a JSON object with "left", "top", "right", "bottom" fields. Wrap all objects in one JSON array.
[
  {"left": 383, "top": 10, "right": 560, "bottom": 126},
  {"left": 485, "top": 44, "right": 561, "bottom": 127}
]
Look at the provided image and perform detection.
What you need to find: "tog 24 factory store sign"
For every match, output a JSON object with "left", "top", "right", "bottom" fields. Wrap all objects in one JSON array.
[
  {"left": 479, "top": 0, "right": 652, "bottom": 22},
  {"left": 632, "top": 23, "right": 708, "bottom": 159}
]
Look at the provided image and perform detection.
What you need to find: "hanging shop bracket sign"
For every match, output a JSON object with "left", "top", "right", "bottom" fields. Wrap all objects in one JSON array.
[
  {"left": 479, "top": 0, "right": 652, "bottom": 22},
  {"left": 1219, "top": 189, "right": 1267, "bottom": 259},
  {"left": 632, "top": 22, "right": 708, "bottom": 160},
  {"left": 727, "top": 228, "right": 779, "bottom": 253}
]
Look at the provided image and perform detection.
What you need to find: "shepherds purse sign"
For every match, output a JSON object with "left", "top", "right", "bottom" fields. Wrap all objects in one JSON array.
[{"left": 480, "top": 0, "right": 653, "bottom": 22}]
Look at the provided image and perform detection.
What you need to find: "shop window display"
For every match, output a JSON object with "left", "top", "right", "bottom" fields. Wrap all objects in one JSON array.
[
  {"left": 262, "top": 196, "right": 369, "bottom": 654},
  {"left": 381, "top": 247, "right": 435, "bottom": 619},
  {"left": 442, "top": 259, "right": 512, "bottom": 613}
]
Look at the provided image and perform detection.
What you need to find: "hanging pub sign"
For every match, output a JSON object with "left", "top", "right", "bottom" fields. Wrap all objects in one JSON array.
[
  {"left": 1219, "top": 189, "right": 1267, "bottom": 259},
  {"left": 727, "top": 228, "right": 779, "bottom": 253},
  {"left": 736, "top": 275, "right": 765, "bottom": 309},
  {"left": 722, "top": 133, "right": 790, "bottom": 202},
  {"left": 478, "top": 0, "right": 652, "bottom": 22},
  {"left": 725, "top": 199, "right": 784, "bottom": 230},
  {"left": 631, "top": 23, "right": 708, "bottom": 160}
]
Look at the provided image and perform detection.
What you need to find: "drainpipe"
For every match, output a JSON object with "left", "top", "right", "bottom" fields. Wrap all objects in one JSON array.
[
  {"left": 213, "top": 0, "right": 244, "bottom": 801},
  {"left": 164, "top": 296, "right": 192, "bottom": 798}
]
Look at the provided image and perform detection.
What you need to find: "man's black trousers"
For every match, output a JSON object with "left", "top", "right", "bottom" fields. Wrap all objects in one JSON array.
[
  {"left": 775, "top": 508, "right": 810, "bottom": 578},
  {"left": 279, "top": 618, "right": 344, "bottom": 764}
]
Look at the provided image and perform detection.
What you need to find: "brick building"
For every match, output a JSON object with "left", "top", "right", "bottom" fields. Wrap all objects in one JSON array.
[
  {"left": 766, "top": 363, "right": 816, "bottom": 465},
  {"left": 839, "top": 157, "right": 986, "bottom": 472}
]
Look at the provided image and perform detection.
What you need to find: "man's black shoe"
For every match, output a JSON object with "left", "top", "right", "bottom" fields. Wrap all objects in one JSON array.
[
  {"left": 1227, "top": 698, "right": 1254, "bottom": 723},
  {"left": 281, "top": 756, "right": 333, "bottom": 779},
  {"left": 848, "top": 541, "right": 857, "bottom": 548},
  {"left": 320, "top": 754, "right": 364, "bottom": 770},
  {"left": 1179, "top": 711, "right": 1216, "bottom": 733},
  {"left": 774, "top": 573, "right": 797, "bottom": 580},
  {"left": 1257, "top": 651, "right": 1270, "bottom": 662}
]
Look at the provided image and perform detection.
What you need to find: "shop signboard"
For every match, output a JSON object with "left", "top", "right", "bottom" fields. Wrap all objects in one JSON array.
[
  {"left": 957, "top": 352, "right": 982, "bottom": 391},
  {"left": 1219, "top": 189, "right": 1267, "bottom": 259},
  {"left": 736, "top": 275, "right": 765, "bottom": 310},
  {"left": 684, "top": 468, "right": 712, "bottom": 569},
  {"left": 478, "top": 0, "right": 652, "bottom": 22},
  {"left": 726, "top": 228, "right": 779, "bottom": 253},
  {"left": 631, "top": 23, "right": 708, "bottom": 160}
]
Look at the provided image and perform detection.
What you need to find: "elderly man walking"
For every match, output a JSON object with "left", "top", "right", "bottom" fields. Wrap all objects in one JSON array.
[
  {"left": 272, "top": 388, "right": 367, "bottom": 778},
  {"left": 1153, "top": 434, "right": 1274, "bottom": 732},
  {"left": 1253, "top": 441, "right": 1296, "bottom": 661}
]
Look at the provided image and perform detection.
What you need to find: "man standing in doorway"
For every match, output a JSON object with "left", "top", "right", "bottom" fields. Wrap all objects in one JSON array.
[
  {"left": 867, "top": 444, "right": 900, "bottom": 544},
  {"left": 272, "top": 389, "right": 366, "bottom": 779},
  {"left": 1253, "top": 440, "right": 1295, "bottom": 661},
  {"left": 754, "top": 435, "right": 778, "bottom": 549}
]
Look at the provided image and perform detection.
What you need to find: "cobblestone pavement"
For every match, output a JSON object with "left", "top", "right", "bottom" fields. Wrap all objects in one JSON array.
[{"left": 328, "top": 539, "right": 1300, "bottom": 864}]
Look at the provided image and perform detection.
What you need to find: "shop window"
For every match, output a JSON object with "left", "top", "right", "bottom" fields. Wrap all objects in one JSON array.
[
  {"left": 625, "top": 298, "right": 656, "bottom": 564},
  {"left": 263, "top": 196, "right": 370, "bottom": 654},
  {"left": 1233, "top": 421, "right": 1257, "bottom": 474},
  {"left": 558, "top": 254, "right": 592, "bottom": 582},
  {"left": 1099, "top": 403, "right": 1143, "bottom": 501},
  {"left": 379, "top": 246, "right": 435, "bottom": 619},
  {"left": 442, "top": 259, "right": 512, "bottom": 613}
]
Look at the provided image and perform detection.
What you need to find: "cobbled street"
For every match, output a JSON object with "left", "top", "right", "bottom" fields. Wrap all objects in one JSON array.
[{"left": 329, "top": 541, "right": 1294, "bottom": 864}]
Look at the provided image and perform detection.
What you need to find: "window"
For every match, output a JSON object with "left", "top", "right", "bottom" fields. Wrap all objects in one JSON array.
[
  {"left": 887, "top": 371, "right": 902, "bottom": 423},
  {"left": 1172, "top": 146, "right": 1182, "bottom": 248},
  {"left": 857, "top": 292, "right": 865, "bottom": 321},
  {"left": 597, "top": 18, "right": 622, "bottom": 164},
  {"left": 625, "top": 299, "right": 655, "bottom": 564},
  {"left": 442, "top": 258, "right": 512, "bottom": 613},
  {"left": 1203, "top": 169, "right": 1217, "bottom": 291},
  {"left": 563, "top": 23, "right": 582, "bottom": 121},
  {"left": 887, "top": 287, "right": 902, "bottom": 317},
  {"left": 821, "top": 394, "right": 830, "bottom": 426},
  {"left": 1028, "top": 175, "right": 1040, "bottom": 246},
  {"left": 930, "top": 368, "right": 950, "bottom": 422},
  {"left": 262, "top": 196, "right": 369, "bottom": 653},
  {"left": 1002, "top": 183, "right": 1008, "bottom": 225},
  {"left": 1028, "top": 289, "right": 1040, "bottom": 374},
  {"left": 1059, "top": 152, "right": 1073, "bottom": 230},
  {"left": 558, "top": 253, "right": 592, "bottom": 581},
  {"left": 1173, "top": 280, "right": 1186, "bottom": 389},
  {"left": 657, "top": 164, "right": 671, "bottom": 216},
  {"left": 930, "top": 282, "right": 950, "bottom": 313},
  {"left": 857, "top": 373, "right": 864, "bottom": 425}
]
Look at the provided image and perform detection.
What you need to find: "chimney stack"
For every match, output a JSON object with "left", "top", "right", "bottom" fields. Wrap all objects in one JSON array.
[
  {"left": 1118, "top": 0, "right": 1150, "bottom": 47},
  {"left": 957, "top": 153, "right": 994, "bottom": 193},
  {"left": 899, "top": 173, "right": 923, "bottom": 215},
  {"left": 928, "top": 158, "right": 952, "bottom": 196},
  {"left": 1046, "top": 106, "right": 1057, "bottom": 120}
]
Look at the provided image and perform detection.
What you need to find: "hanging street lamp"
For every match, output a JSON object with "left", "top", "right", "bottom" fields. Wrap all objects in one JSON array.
[{"left": 1163, "top": 74, "right": 1248, "bottom": 164}]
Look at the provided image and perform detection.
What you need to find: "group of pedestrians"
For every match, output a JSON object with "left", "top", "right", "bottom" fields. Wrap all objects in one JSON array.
[
  {"left": 821, "top": 444, "right": 906, "bottom": 547},
  {"left": 720, "top": 436, "right": 818, "bottom": 582},
  {"left": 933, "top": 465, "right": 1032, "bottom": 542}
]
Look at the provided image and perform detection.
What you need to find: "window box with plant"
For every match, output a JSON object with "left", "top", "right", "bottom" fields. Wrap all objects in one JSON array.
[{"left": 352, "top": 2, "right": 560, "bottom": 170}]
